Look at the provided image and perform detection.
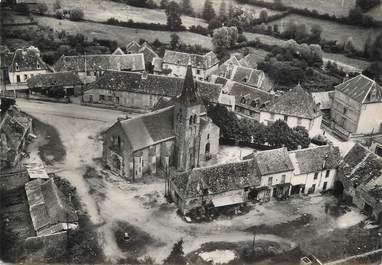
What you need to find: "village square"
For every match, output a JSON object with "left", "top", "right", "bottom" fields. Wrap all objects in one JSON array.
[{"left": 1, "top": 0, "right": 382, "bottom": 264}]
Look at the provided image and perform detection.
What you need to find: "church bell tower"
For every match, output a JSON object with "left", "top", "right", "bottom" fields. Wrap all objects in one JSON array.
[{"left": 173, "top": 58, "right": 204, "bottom": 172}]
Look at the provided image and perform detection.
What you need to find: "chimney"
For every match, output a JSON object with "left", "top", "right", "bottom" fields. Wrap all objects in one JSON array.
[
  {"left": 297, "top": 145, "right": 302, "bottom": 150},
  {"left": 142, "top": 71, "right": 148, "bottom": 79},
  {"left": 322, "top": 154, "right": 329, "bottom": 169}
]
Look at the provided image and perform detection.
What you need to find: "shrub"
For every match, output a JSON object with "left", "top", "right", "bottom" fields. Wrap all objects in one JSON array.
[
  {"left": 37, "top": 3, "right": 48, "bottom": 15},
  {"left": 69, "top": 8, "right": 84, "bottom": 21},
  {"left": 55, "top": 10, "right": 64, "bottom": 19}
]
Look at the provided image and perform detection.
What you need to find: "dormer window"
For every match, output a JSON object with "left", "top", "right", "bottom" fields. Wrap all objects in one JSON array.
[
  {"left": 37, "top": 63, "right": 40, "bottom": 69},
  {"left": 15, "top": 63, "right": 19, "bottom": 71}
]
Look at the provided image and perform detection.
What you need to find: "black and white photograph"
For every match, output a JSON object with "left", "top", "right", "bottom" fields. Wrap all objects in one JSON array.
[{"left": 1, "top": 0, "right": 382, "bottom": 264}]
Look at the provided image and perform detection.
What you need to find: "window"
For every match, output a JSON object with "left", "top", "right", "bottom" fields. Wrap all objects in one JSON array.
[
  {"left": 314, "top": 172, "right": 319, "bottom": 180},
  {"left": 24, "top": 74, "right": 28, "bottom": 80},
  {"left": 281, "top": 174, "right": 286, "bottom": 184},
  {"left": 99, "top": 95, "right": 105, "bottom": 101},
  {"left": 196, "top": 69, "right": 201, "bottom": 75},
  {"left": 323, "top": 182, "right": 328, "bottom": 191},
  {"left": 189, "top": 116, "right": 193, "bottom": 125},
  {"left": 284, "top": 115, "right": 288, "bottom": 122},
  {"left": 116, "top": 97, "right": 120, "bottom": 104},
  {"left": 325, "top": 170, "right": 330, "bottom": 178},
  {"left": 268, "top": 177, "right": 273, "bottom": 186},
  {"left": 15, "top": 63, "right": 19, "bottom": 71},
  {"left": 37, "top": 63, "right": 40, "bottom": 69},
  {"left": 297, "top": 118, "right": 302, "bottom": 125},
  {"left": 343, "top": 107, "right": 348, "bottom": 115},
  {"left": 108, "top": 96, "right": 113, "bottom": 101},
  {"left": 16, "top": 75, "right": 20, "bottom": 83},
  {"left": 207, "top": 134, "right": 210, "bottom": 140}
]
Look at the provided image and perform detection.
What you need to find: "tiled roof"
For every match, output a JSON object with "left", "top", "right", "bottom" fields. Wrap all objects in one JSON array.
[
  {"left": 118, "top": 106, "right": 175, "bottom": 151},
  {"left": 163, "top": 50, "right": 218, "bottom": 69},
  {"left": 27, "top": 72, "right": 82, "bottom": 89},
  {"left": 126, "top": 40, "right": 141, "bottom": 54},
  {"left": 255, "top": 148, "right": 294, "bottom": 176},
  {"left": 231, "top": 66, "right": 264, "bottom": 88},
  {"left": 112, "top": 47, "right": 125, "bottom": 55},
  {"left": 152, "top": 57, "right": 163, "bottom": 72},
  {"left": 138, "top": 46, "right": 159, "bottom": 65},
  {"left": 289, "top": 145, "right": 341, "bottom": 175},
  {"left": 265, "top": 84, "right": 321, "bottom": 119},
  {"left": 335, "top": 74, "right": 382, "bottom": 104},
  {"left": 311, "top": 91, "right": 334, "bottom": 110},
  {"left": 25, "top": 178, "right": 78, "bottom": 235},
  {"left": 86, "top": 71, "right": 222, "bottom": 103},
  {"left": 171, "top": 159, "right": 261, "bottom": 199},
  {"left": 53, "top": 54, "right": 145, "bottom": 72},
  {"left": 239, "top": 53, "right": 267, "bottom": 69},
  {"left": 228, "top": 81, "right": 275, "bottom": 110},
  {"left": 8, "top": 48, "right": 49, "bottom": 72}
]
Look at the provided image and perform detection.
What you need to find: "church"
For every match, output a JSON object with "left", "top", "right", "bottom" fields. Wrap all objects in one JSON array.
[{"left": 102, "top": 62, "right": 220, "bottom": 180}]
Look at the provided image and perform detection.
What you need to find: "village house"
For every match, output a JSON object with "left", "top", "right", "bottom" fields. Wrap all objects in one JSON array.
[
  {"left": 126, "top": 40, "right": 142, "bottom": 54},
  {"left": 25, "top": 178, "right": 78, "bottom": 237},
  {"left": 102, "top": 63, "right": 220, "bottom": 180},
  {"left": 330, "top": 74, "right": 382, "bottom": 139},
  {"left": 83, "top": 70, "right": 230, "bottom": 111},
  {"left": 260, "top": 85, "right": 323, "bottom": 137},
  {"left": 253, "top": 148, "right": 295, "bottom": 201},
  {"left": 27, "top": 72, "right": 83, "bottom": 99},
  {"left": 4, "top": 47, "right": 50, "bottom": 84},
  {"left": 113, "top": 42, "right": 159, "bottom": 68},
  {"left": 218, "top": 63, "right": 265, "bottom": 89},
  {"left": 158, "top": 50, "right": 219, "bottom": 80},
  {"left": 288, "top": 145, "right": 342, "bottom": 195},
  {"left": 337, "top": 143, "right": 382, "bottom": 223},
  {"left": 167, "top": 159, "right": 261, "bottom": 215},
  {"left": 0, "top": 99, "right": 33, "bottom": 169},
  {"left": 53, "top": 53, "right": 145, "bottom": 83}
]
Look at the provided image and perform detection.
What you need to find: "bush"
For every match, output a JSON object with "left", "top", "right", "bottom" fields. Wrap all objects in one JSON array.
[
  {"left": 37, "top": 3, "right": 48, "bottom": 15},
  {"left": 55, "top": 10, "right": 64, "bottom": 19},
  {"left": 69, "top": 8, "right": 84, "bottom": 21}
]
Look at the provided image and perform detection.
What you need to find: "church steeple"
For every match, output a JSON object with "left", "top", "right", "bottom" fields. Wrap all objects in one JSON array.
[{"left": 177, "top": 57, "right": 201, "bottom": 105}]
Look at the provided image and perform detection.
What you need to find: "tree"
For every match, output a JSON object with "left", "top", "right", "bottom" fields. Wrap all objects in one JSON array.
[
  {"left": 344, "top": 38, "right": 356, "bottom": 55},
  {"left": 160, "top": 0, "right": 169, "bottom": 9},
  {"left": 54, "top": 0, "right": 61, "bottom": 11},
  {"left": 310, "top": 24, "right": 322, "bottom": 43},
  {"left": 356, "top": 0, "right": 380, "bottom": 12},
  {"left": 212, "top": 26, "right": 238, "bottom": 51},
  {"left": 207, "top": 104, "right": 240, "bottom": 140},
  {"left": 208, "top": 16, "right": 223, "bottom": 33},
  {"left": 228, "top": 1, "right": 234, "bottom": 19},
  {"left": 202, "top": 0, "right": 216, "bottom": 21},
  {"left": 259, "top": 9, "right": 268, "bottom": 22},
  {"left": 219, "top": 0, "right": 227, "bottom": 18},
  {"left": 181, "top": 0, "right": 194, "bottom": 16},
  {"left": 166, "top": 1, "right": 183, "bottom": 31},
  {"left": 266, "top": 120, "right": 310, "bottom": 150},
  {"left": 348, "top": 7, "right": 363, "bottom": 25},
  {"left": 69, "top": 8, "right": 84, "bottom": 21},
  {"left": 363, "top": 61, "right": 382, "bottom": 84},
  {"left": 164, "top": 239, "right": 186, "bottom": 265},
  {"left": 170, "top": 33, "right": 180, "bottom": 49},
  {"left": 37, "top": 3, "right": 48, "bottom": 15}
]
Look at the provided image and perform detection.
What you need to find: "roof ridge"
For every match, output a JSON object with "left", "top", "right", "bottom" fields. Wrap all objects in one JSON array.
[
  {"left": 192, "top": 158, "right": 253, "bottom": 172},
  {"left": 119, "top": 105, "right": 174, "bottom": 124}
]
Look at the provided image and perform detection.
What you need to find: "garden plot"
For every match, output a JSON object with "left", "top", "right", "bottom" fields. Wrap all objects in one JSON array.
[{"left": 267, "top": 14, "right": 382, "bottom": 51}]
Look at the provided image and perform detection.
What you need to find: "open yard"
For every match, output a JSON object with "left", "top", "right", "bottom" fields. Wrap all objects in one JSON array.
[
  {"left": 266, "top": 14, "right": 382, "bottom": 51},
  {"left": 16, "top": 99, "right": 382, "bottom": 265},
  {"left": 260, "top": 0, "right": 357, "bottom": 17},
  {"left": 32, "top": 16, "right": 213, "bottom": 49}
]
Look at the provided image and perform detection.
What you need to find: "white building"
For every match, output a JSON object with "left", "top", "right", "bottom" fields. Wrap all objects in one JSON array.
[
  {"left": 288, "top": 145, "right": 341, "bottom": 195},
  {"left": 260, "top": 84, "right": 322, "bottom": 137}
]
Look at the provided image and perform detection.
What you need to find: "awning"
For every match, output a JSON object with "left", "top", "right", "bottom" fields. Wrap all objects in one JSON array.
[{"left": 212, "top": 194, "right": 244, "bottom": 208}]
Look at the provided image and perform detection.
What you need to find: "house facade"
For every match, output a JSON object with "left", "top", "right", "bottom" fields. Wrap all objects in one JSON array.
[
  {"left": 288, "top": 145, "right": 341, "bottom": 195},
  {"left": 82, "top": 70, "right": 225, "bottom": 111},
  {"left": 370, "top": 136, "right": 382, "bottom": 157},
  {"left": 260, "top": 85, "right": 322, "bottom": 137},
  {"left": 102, "top": 63, "right": 220, "bottom": 181},
  {"left": 159, "top": 50, "right": 219, "bottom": 81},
  {"left": 330, "top": 74, "right": 382, "bottom": 139},
  {"left": 5, "top": 47, "right": 50, "bottom": 84}
]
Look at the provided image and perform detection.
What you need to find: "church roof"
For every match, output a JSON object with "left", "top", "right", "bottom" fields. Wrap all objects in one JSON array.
[
  {"left": 118, "top": 106, "right": 175, "bottom": 151},
  {"left": 335, "top": 74, "right": 382, "bottom": 104},
  {"left": 264, "top": 84, "right": 321, "bottom": 119},
  {"left": 177, "top": 63, "right": 202, "bottom": 105}
]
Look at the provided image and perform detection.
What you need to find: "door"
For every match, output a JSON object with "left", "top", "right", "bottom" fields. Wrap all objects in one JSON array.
[
  {"left": 16, "top": 75, "right": 20, "bottom": 83},
  {"left": 310, "top": 184, "right": 316, "bottom": 194},
  {"left": 323, "top": 182, "right": 328, "bottom": 191}
]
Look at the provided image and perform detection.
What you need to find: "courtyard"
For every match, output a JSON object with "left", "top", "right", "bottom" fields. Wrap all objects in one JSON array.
[{"left": 17, "top": 99, "right": 381, "bottom": 264}]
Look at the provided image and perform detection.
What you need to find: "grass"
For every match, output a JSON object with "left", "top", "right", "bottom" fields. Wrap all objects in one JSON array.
[
  {"left": 32, "top": 15, "right": 213, "bottom": 49},
  {"left": 260, "top": 0, "right": 357, "bottom": 17},
  {"left": 266, "top": 13, "right": 382, "bottom": 51}
]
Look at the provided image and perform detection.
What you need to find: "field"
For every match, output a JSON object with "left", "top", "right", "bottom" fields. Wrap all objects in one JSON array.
[
  {"left": 32, "top": 16, "right": 213, "bottom": 49},
  {"left": 260, "top": 0, "right": 357, "bottom": 17},
  {"left": 32, "top": 0, "right": 208, "bottom": 28},
  {"left": 266, "top": 14, "right": 382, "bottom": 51}
]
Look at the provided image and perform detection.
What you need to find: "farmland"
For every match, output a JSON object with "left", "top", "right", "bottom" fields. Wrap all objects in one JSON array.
[
  {"left": 260, "top": 0, "right": 357, "bottom": 17},
  {"left": 266, "top": 14, "right": 382, "bottom": 51},
  {"left": 32, "top": 16, "right": 214, "bottom": 49}
]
